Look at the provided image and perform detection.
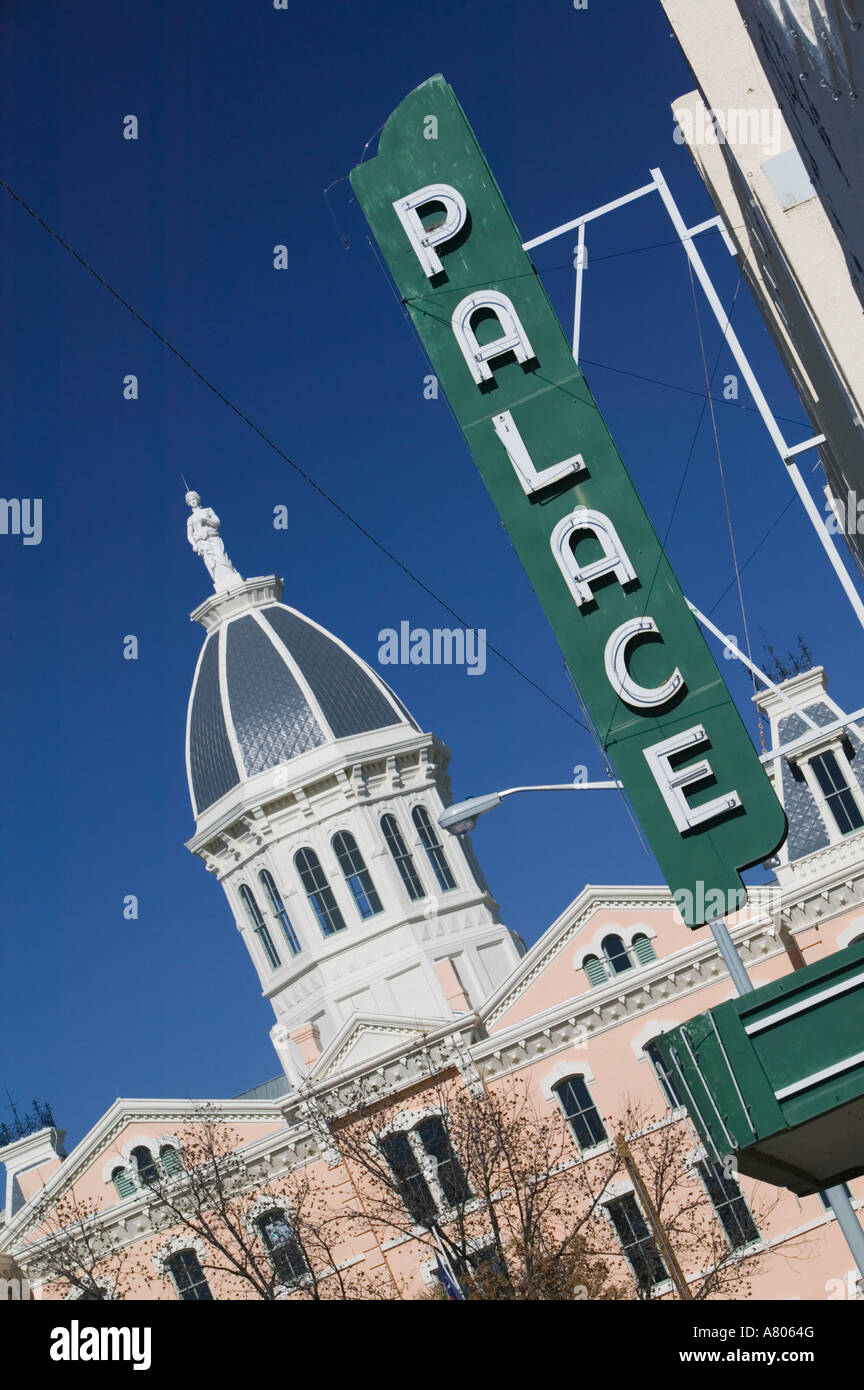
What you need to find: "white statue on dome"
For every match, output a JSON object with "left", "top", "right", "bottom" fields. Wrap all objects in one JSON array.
[{"left": 185, "top": 491, "right": 243, "bottom": 593}]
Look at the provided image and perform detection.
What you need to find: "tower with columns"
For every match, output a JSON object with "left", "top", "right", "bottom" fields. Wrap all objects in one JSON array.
[{"left": 182, "top": 498, "right": 524, "bottom": 1087}]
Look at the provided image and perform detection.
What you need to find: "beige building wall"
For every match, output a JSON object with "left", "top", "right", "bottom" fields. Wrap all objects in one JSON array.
[{"left": 661, "top": 0, "right": 864, "bottom": 574}]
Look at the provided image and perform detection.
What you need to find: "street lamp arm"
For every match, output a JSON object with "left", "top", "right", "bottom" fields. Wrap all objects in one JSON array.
[
  {"left": 438, "top": 779, "right": 622, "bottom": 835},
  {"left": 498, "top": 781, "right": 621, "bottom": 797}
]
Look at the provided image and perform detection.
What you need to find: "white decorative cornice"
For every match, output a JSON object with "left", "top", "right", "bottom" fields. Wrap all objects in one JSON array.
[
  {"left": 189, "top": 575, "right": 284, "bottom": 632},
  {"left": 186, "top": 728, "right": 447, "bottom": 859}
]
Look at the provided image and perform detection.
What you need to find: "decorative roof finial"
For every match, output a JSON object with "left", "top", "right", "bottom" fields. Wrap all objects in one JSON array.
[{"left": 185, "top": 490, "right": 244, "bottom": 594}]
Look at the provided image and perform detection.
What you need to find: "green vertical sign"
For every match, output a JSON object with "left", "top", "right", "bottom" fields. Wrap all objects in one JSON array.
[{"left": 351, "top": 75, "right": 786, "bottom": 927}]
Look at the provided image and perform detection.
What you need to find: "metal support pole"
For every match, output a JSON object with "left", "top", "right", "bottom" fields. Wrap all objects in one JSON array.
[
  {"left": 709, "top": 918, "right": 756, "bottom": 997},
  {"left": 823, "top": 1185, "right": 864, "bottom": 1281},
  {"left": 710, "top": 917, "right": 864, "bottom": 1279}
]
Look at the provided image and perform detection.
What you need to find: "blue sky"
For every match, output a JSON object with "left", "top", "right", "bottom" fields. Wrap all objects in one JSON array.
[{"left": 1, "top": 0, "right": 861, "bottom": 1154}]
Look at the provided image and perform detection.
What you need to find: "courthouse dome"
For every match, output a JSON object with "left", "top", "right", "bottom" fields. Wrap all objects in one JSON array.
[{"left": 186, "top": 599, "right": 416, "bottom": 817}]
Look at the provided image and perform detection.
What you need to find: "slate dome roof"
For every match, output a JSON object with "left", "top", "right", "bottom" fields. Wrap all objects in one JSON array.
[{"left": 186, "top": 603, "right": 416, "bottom": 817}]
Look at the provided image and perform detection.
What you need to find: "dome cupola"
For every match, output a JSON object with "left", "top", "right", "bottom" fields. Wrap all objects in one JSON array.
[
  {"left": 182, "top": 491, "right": 524, "bottom": 1085},
  {"left": 187, "top": 584, "right": 416, "bottom": 818}
]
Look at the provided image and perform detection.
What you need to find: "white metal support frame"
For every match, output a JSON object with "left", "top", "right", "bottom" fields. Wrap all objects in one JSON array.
[
  {"left": 522, "top": 169, "right": 864, "bottom": 634},
  {"left": 572, "top": 223, "right": 586, "bottom": 363},
  {"left": 685, "top": 599, "right": 819, "bottom": 735}
]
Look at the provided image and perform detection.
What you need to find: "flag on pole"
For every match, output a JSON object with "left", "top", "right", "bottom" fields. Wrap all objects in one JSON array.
[{"left": 434, "top": 1250, "right": 466, "bottom": 1301}]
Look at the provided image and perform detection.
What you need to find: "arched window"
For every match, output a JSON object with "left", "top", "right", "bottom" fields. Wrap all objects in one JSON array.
[
  {"left": 554, "top": 1077, "right": 607, "bottom": 1150},
  {"left": 631, "top": 934, "right": 656, "bottom": 966},
  {"left": 381, "top": 814, "right": 425, "bottom": 901},
  {"left": 131, "top": 1146, "right": 158, "bottom": 1186},
  {"left": 259, "top": 869, "right": 301, "bottom": 957},
  {"left": 238, "top": 883, "right": 282, "bottom": 970},
  {"left": 602, "top": 934, "right": 632, "bottom": 975},
  {"left": 256, "top": 1210, "right": 309, "bottom": 1284},
  {"left": 332, "top": 831, "right": 383, "bottom": 919},
  {"left": 166, "top": 1249, "right": 213, "bottom": 1301},
  {"left": 583, "top": 954, "right": 609, "bottom": 988},
  {"left": 159, "top": 1144, "right": 182, "bottom": 1177},
  {"left": 111, "top": 1166, "right": 136, "bottom": 1200},
  {"left": 412, "top": 805, "right": 456, "bottom": 892},
  {"left": 294, "top": 848, "right": 347, "bottom": 937}
]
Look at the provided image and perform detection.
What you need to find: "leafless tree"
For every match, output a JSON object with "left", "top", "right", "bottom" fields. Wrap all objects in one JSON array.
[
  {"left": 312, "top": 1066, "right": 628, "bottom": 1300},
  {"left": 135, "top": 1106, "right": 391, "bottom": 1300},
  {"left": 603, "top": 1098, "right": 792, "bottom": 1301},
  {"left": 26, "top": 1188, "right": 137, "bottom": 1301}
]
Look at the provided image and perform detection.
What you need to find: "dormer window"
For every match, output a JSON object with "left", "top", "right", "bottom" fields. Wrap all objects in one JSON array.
[
  {"left": 583, "top": 933, "right": 656, "bottom": 986},
  {"left": 809, "top": 750, "right": 864, "bottom": 836},
  {"left": 131, "top": 1146, "right": 159, "bottom": 1186}
]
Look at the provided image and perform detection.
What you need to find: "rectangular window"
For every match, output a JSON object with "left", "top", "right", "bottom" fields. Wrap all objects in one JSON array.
[
  {"left": 378, "top": 1131, "right": 438, "bottom": 1227},
  {"left": 697, "top": 1160, "right": 760, "bottom": 1250},
  {"left": 415, "top": 1117, "right": 471, "bottom": 1208},
  {"left": 810, "top": 751, "right": 864, "bottom": 835},
  {"left": 606, "top": 1193, "right": 668, "bottom": 1295}
]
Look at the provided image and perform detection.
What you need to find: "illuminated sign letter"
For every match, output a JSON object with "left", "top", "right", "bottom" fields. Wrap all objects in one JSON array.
[
  {"left": 393, "top": 183, "right": 468, "bottom": 279},
  {"left": 451, "top": 291, "right": 535, "bottom": 384},
  {"left": 604, "top": 617, "right": 685, "bottom": 710},
  {"left": 644, "top": 726, "right": 742, "bottom": 832},
  {"left": 492, "top": 410, "right": 585, "bottom": 495},
  {"left": 551, "top": 509, "right": 637, "bottom": 606}
]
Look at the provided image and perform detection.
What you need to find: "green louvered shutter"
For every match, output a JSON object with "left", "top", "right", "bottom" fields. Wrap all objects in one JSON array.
[
  {"left": 113, "top": 1168, "right": 136, "bottom": 1199},
  {"left": 584, "top": 955, "right": 608, "bottom": 988},
  {"left": 632, "top": 934, "right": 657, "bottom": 965},
  {"left": 160, "top": 1145, "right": 181, "bottom": 1176}
]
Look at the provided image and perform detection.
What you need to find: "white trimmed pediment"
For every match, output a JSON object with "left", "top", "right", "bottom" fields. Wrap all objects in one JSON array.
[{"left": 307, "top": 1013, "right": 451, "bottom": 1084}]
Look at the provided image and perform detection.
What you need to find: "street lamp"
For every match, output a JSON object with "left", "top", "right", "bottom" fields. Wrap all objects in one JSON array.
[{"left": 438, "top": 780, "right": 622, "bottom": 836}]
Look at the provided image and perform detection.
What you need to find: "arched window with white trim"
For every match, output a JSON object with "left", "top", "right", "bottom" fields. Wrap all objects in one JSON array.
[
  {"left": 377, "top": 1116, "right": 470, "bottom": 1227},
  {"left": 130, "top": 1146, "right": 158, "bottom": 1186},
  {"left": 256, "top": 1209, "right": 309, "bottom": 1284},
  {"left": 602, "top": 934, "right": 632, "bottom": 975},
  {"left": 294, "top": 848, "right": 347, "bottom": 937},
  {"left": 631, "top": 933, "right": 656, "bottom": 965},
  {"left": 332, "top": 831, "right": 383, "bottom": 920},
  {"left": 554, "top": 1076, "right": 607, "bottom": 1150},
  {"left": 412, "top": 805, "right": 456, "bottom": 892},
  {"left": 159, "top": 1143, "right": 182, "bottom": 1177},
  {"left": 583, "top": 954, "right": 608, "bottom": 987},
  {"left": 166, "top": 1249, "right": 213, "bottom": 1301},
  {"left": 238, "top": 883, "right": 282, "bottom": 970},
  {"left": 381, "top": 813, "right": 425, "bottom": 901},
  {"left": 259, "top": 868, "right": 301, "bottom": 957}
]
